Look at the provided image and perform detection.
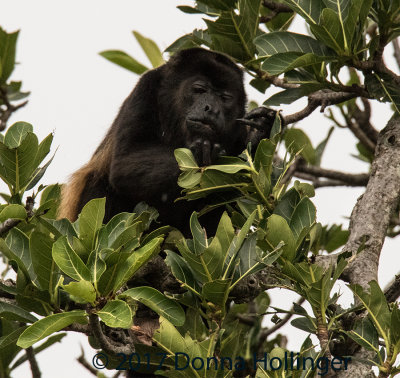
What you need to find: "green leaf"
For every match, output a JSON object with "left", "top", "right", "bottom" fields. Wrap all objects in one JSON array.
[
  {"left": 284, "top": 128, "right": 316, "bottom": 164},
  {"left": 349, "top": 281, "right": 391, "bottom": 342},
  {"left": 87, "top": 249, "right": 106, "bottom": 285},
  {"left": 30, "top": 231, "right": 59, "bottom": 293},
  {"left": 52, "top": 236, "right": 91, "bottom": 281},
  {"left": 262, "top": 51, "right": 332, "bottom": 75},
  {"left": 206, "top": 157, "right": 252, "bottom": 173},
  {"left": 120, "top": 287, "right": 185, "bottom": 326},
  {"left": 315, "top": 126, "right": 334, "bottom": 166},
  {"left": 0, "top": 326, "right": 26, "bottom": 350},
  {"left": 62, "top": 280, "right": 96, "bottom": 304},
  {"left": 17, "top": 310, "right": 87, "bottom": 348},
  {"left": 205, "top": 0, "right": 262, "bottom": 61},
  {"left": 254, "top": 139, "right": 276, "bottom": 177},
  {"left": 112, "top": 237, "right": 163, "bottom": 292},
  {"left": 97, "top": 299, "right": 132, "bottom": 328},
  {"left": 264, "top": 83, "right": 324, "bottom": 106},
  {"left": 347, "top": 317, "right": 379, "bottom": 351},
  {"left": 174, "top": 148, "right": 199, "bottom": 170},
  {"left": 309, "top": 9, "right": 346, "bottom": 53},
  {"left": 274, "top": 187, "right": 301, "bottom": 222},
  {"left": 177, "top": 170, "right": 202, "bottom": 189},
  {"left": 281, "top": 0, "right": 323, "bottom": 24},
  {"left": 0, "top": 131, "right": 40, "bottom": 193},
  {"left": 291, "top": 316, "right": 317, "bottom": 333},
  {"left": 202, "top": 279, "right": 231, "bottom": 307},
  {"left": 255, "top": 31, "right": 332, "bottom": 57},
  {"left": 0, "top": 28, "right": 19, "bottom": 83},
  {"left": 4, "top": 122, "right": 33, "bottom": 149},
  {"left": 0, "top": 204, "right": 26, "bottom": 222},
  {"left": 190, "top": 212, "right": 208, "bottom": 255},
  {"left": 197, "top": 0, "right": 236, "bottom": 11},
  {"left": 0, "top": 300, "right": 37, "bottom": 323},
  {"left": 133, "top": 31, "right": 164, "bottom": 68},
  {"left": 165, "top": 251, "right": 201, "bottom": 295},
  {"left": 265, "top": 214, "right": 296, "bottom": 260},
  {"left": 365, "top": 73, "right": 400, "bottom": 114},
  {"left": 99, "top": 50, "right": 148, "bottom": 74},
  {"left": 10, "top": 333, "right": 67, "bottom": 370},
  {"left": 0, "top": 228, "right": 36, "bottom": 281},
  {"left": 78, "top": 198, "right": 105, "bottom": 252},
  {"left": 289, "top": 197, "right": 316, "bottom": 240}
]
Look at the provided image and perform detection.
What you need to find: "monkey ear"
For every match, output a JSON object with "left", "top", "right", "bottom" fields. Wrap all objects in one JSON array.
[{"left": 111, "top": 66, "right": 166, "bottom": 141}]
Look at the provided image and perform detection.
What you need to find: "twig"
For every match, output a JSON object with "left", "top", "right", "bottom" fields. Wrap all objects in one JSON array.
[
  {"left": 26, "top": 346, "right": 41, "bottom": 378},
  {"left": 296, "top": 162, "right": 369, "bottom": 186},
  {"left": 0, "top": 196, "right": 34, "bottom": 237},
  {"left": 77, "top": 347, "right": 98, "bottom": 376},
  {"left": 293, "top": 172, "right": 354, "bottom": 188},
  {"left": 88, "top": 313, "right": 134, "bottom": 355},
  {"left": 283, "top": 91, "right": 359, "bottom": 126},
  {"left": 257, "top": 297, "right": 305, "bottom": 353},
  {"left": 384, "top": 275, "right": 400, "bottom": 303},
  {"left": 0, "top": 87, "right": 28, "bottom": 131}
]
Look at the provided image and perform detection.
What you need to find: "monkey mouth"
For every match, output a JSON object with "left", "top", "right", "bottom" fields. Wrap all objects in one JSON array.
[{"left": 186, "top": 119, "right": 216, "bottom": 135}]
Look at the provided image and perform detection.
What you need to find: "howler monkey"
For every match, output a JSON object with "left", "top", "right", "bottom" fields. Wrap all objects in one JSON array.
[{"left": 59, "top": 48, "right": 275, "bottom": 234}]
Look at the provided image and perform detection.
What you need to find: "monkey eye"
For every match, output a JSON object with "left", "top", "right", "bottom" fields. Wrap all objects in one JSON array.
[
  {"left": 192, "top": 82, "right": 208, "bottom": 93},
  {"left": 220, "top": 93, "right": 233, "bottom": 102}
]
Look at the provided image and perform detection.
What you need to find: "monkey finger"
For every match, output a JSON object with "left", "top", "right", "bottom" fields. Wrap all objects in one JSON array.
[
  {"left": 189, "top": 139, "right": 203, "bottom": 164},
  {"left": 202, "top": 140, "right": 211, "bottom": 166},
  {"left": 211, "top": 143, "right": 221, "bottom": 162}
]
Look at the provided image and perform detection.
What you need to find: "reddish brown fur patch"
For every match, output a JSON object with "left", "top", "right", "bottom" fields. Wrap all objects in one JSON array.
[{"left": 58, "top": 138, "right": 113, "bottom": 221}]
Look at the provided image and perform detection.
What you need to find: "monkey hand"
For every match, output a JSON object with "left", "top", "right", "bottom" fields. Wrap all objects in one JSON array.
[
  {"left": 243, "top": 106, "right": 277, "bottom": 135},
  {"left": 189, "top": 138, "right": 225, "bottom": 166},
  {"left": 237, "top": 107, "right": 277, "bottom": 149}
]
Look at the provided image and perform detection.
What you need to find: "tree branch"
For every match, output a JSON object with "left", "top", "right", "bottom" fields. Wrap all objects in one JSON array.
[
  {"left": 295, "top": 162, "right": 369, "bottom": 186},
  {"left": 0, "top": 87, "right": 28, "bottom": 131},
  {"left": 283, "top": 91, "right": 359, "bottom": 126},
  {"left": 326, "top": 115, "right": 400, "bottom": 378},
  {"left": 257, "top": 296, "right": 305, "bottom": 354},
  {"left": 26, "top": 346, "right": 41, "bottom": 378},
  {"left": 88, "top": 313, "right": 134, "bottom": 355},
  {"left": 0, "top": 196, "right": 34, "bottom": 237},
  {"left": 384, "top": 274, "right": 400, "bottom": 303}
]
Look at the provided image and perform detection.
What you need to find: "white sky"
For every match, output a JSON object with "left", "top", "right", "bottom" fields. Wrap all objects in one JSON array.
[{"left": 1, "top": 1, "right": 399, "bottom": 377}]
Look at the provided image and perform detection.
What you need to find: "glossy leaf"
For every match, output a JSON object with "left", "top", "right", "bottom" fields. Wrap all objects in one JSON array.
[
  {"left": 52, "top": 236, "right": 91, "bottom": 282},
  {"left": 133, "top": 31, "right": 164, "bottom": 68},
  {"left": 99, "top": 50, "right": 148, "bottom": 74},
  {"left": 17, "top": 310, "right": 87, "bottom": 348},
  {"left": 120, "top": 287, "right": 185, "bottom": 326},
  {"left": 97, "top": 299, "right": 132, "bottom": 328}
]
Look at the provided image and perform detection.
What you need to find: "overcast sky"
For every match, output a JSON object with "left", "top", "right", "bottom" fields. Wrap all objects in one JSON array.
[{"left": 1, "top": 1, "right": 399, "bottom": 377}]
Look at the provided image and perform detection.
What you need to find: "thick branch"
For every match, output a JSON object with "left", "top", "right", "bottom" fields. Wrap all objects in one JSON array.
[
  {"left": 338, "top": 114, "right": 400, "bottom": 287},
  {"left": 88, "top": 313, "right": 134, "bottom": 355},
  {"left": 322, "top": 115, "right": 400, "bottom": 378}
]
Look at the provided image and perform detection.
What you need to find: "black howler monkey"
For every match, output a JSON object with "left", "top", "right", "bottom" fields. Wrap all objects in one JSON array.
[{"left": 59, "top": 48, "right": 275, "bottom": 233}]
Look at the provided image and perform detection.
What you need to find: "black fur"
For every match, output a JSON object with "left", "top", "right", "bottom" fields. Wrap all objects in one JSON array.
[{"left": 67, "top": 48, "right": 274, "bottom": 234}]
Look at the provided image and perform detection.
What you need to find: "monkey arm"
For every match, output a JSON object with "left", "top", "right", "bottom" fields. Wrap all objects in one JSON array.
[{"left": 109, "top": 144, "right": 180, "bottom": 204}]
